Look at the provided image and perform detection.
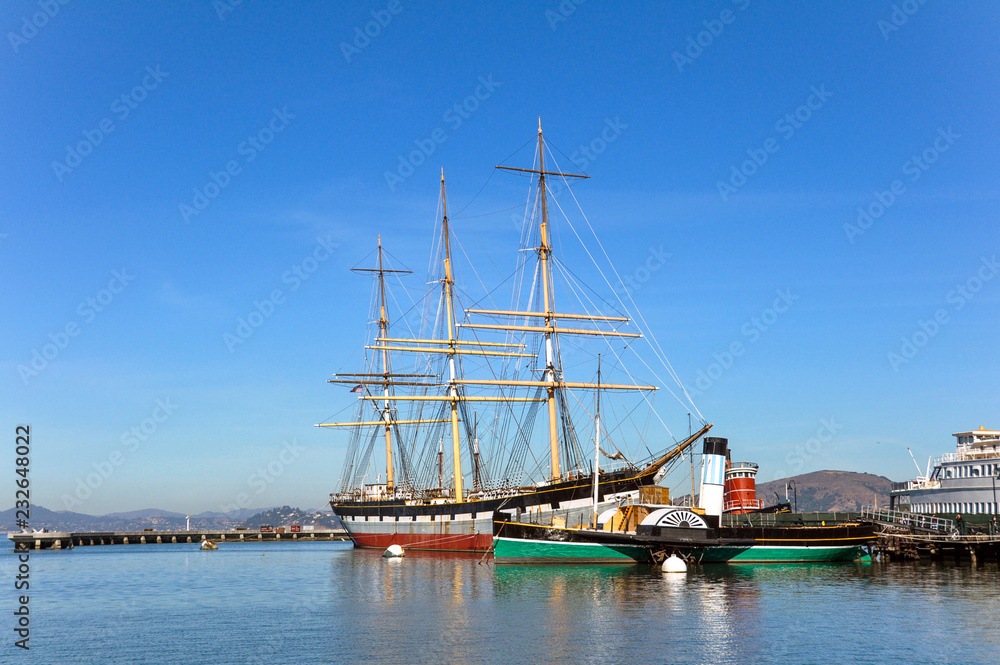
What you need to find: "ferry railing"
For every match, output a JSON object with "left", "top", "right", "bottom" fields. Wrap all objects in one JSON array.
[
  {"left": 890, "top": 479, "right": 939, "bottom": 492},
  {"left": 860, "top": 506, "right": 956, "bottom": 534},
  {"left": 723, "top": 499, "right": 764, "bottom": 512},
  {"left": 721, "top": 511, "right": 864, "bottom": 528},
  {"left": 938, "top": 446, "right": 1000, "bottom": 464}
]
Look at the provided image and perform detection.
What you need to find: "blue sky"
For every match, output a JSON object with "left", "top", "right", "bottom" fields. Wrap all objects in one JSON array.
[{"left": 2, "top": 1, "right": 998, "bottom": 514}]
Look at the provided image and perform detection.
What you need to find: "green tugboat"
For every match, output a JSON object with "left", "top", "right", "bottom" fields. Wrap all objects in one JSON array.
[{"left": 493, "top": 437, "right": 876, "bottom": 564}]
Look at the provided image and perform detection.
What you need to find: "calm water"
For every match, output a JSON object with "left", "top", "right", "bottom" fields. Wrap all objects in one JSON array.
[{"left": 2, "top": 538, "right": 998, "bottom": 664}]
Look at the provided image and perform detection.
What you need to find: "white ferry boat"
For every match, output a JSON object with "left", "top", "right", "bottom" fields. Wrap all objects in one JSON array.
[{"left": 890, "top": 427, "right": 1000, "bottom": 515}]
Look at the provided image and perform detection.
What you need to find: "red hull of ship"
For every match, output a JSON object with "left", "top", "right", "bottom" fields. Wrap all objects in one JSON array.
[{"left": 350, "top": 530, "right": 493, "bottom": 552}]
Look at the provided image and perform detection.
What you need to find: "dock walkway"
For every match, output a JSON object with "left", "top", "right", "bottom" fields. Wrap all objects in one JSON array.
[{"left": 7, "top": 529, "right": 350, "bottom": 552}]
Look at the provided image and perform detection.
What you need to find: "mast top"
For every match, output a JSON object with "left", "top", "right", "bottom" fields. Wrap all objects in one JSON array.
[
  {"left": 494, "top": 117, "right": 589, "bottom": 179},
  {"left": 351, "top": 239, "right": 412, "bottom": 275}
]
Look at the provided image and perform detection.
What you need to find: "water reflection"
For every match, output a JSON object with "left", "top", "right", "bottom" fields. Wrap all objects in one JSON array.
[
  {"left": 486, "top": 560, "right": 1000, "bottom": 664},
  {"left": 7, "top": 539, "right": 1000, "bottom": 665}
]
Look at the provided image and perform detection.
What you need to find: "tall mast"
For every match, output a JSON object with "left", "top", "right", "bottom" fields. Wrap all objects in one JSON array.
[
  {"left": 493, "top": 118, "right": 593, "bottom": 484},
  {"left": 689, "top": 413, "right": 696, "bottom": 506},
  {"left": 438, "top": 438, "right": 444, "bottom": 491},
  {"left": 473, "top": 412, "right": 481, "bottom": 491},
  {"left": 377, "top": 236, "right": 395, "bottom": 492},
  {"left": 441, "top": 169, "right": 464, "bottom": 502},
  {"left": 536, "top": 119, "right": 562, "bottom": 482},
  {"left": 323, "top": 241, "right": 415, "bottom": 491},
  {"left": 592, "top": 354, "right": 601, "bottom": 527}
]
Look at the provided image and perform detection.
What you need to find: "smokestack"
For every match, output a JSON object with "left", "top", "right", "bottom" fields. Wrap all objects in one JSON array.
[{"left": 699, "top": 437, "right": 728, "bottom": 517}]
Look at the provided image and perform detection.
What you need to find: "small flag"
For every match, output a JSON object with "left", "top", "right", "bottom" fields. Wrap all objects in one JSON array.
[{"left": 350, "top": 384, "right": 363, "bottom": 393}]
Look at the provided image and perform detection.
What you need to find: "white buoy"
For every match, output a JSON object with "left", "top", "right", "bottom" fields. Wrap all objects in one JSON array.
[
  {"left": 661, "top": 554, "right": 687, "bottom": 573},
  {"left": 383, "top": 544, "right": 405, "bottom": 558}
]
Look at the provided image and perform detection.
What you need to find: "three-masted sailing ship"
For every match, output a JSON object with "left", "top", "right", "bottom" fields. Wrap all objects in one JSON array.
[{"left": 319, "top": 121, "right": 710, "bottom": 552}]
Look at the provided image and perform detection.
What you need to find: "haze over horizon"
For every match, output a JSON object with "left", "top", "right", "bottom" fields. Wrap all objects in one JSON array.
[{"left": 3, "top": 2, "right": 998, "bottom": 515}]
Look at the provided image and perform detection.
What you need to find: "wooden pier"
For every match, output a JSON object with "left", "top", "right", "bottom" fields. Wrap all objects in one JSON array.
[
  {"left": 875, "top": 531, "right": 1000, "bottom": 563},
  {"left": 7, "top": 528, "right": 350, "bottom": 552},
  {"left": 860, "top": 507, "right": 1000, "bottom": 563}
]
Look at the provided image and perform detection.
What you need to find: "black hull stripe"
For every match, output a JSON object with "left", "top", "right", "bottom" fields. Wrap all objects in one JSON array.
[{"left": 331, "top": 469, "right": 652, "bottom": 518}]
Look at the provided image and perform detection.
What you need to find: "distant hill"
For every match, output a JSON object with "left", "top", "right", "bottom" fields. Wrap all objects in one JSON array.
[
  {"left": 671, "top": 470, "right": 893, "bottom": 513},
  {"left": 104, "top": 509, "right": 186, "bottom": 520},
  {"left": 238, "top": 506, "right": 342, "bottom": 529},
  {"left": 757, "top": 470, "right": 892, "bottom": 513},
  {"left": 0, "top": 505, "right": 105, "bottom": 532},
  {"left": 1, "top": 505, "right": 283, "bottom": 532},
  {"left": 192, "top": 508, "right": 267, "bottom": 520}
]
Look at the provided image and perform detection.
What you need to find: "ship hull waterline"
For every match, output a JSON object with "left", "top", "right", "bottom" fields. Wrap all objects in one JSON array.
[
  {"left": 332, "top": 467, "right": 656, "bottom": 553},
  {"left": 492, "top": 536, "right": 868, "bottom": 564},
  {"left": 491, "top": 519, "right": 875, "bottom": 564}
]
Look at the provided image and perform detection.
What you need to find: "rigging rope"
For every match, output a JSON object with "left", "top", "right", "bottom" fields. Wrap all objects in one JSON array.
[{"left": 544, "top": 146, "right": 706, "bottom": 424}]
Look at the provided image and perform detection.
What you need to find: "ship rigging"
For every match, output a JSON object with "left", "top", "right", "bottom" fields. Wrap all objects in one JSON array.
[{"left": 318, "top": 120, "right": 709, "bottom": 551}]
